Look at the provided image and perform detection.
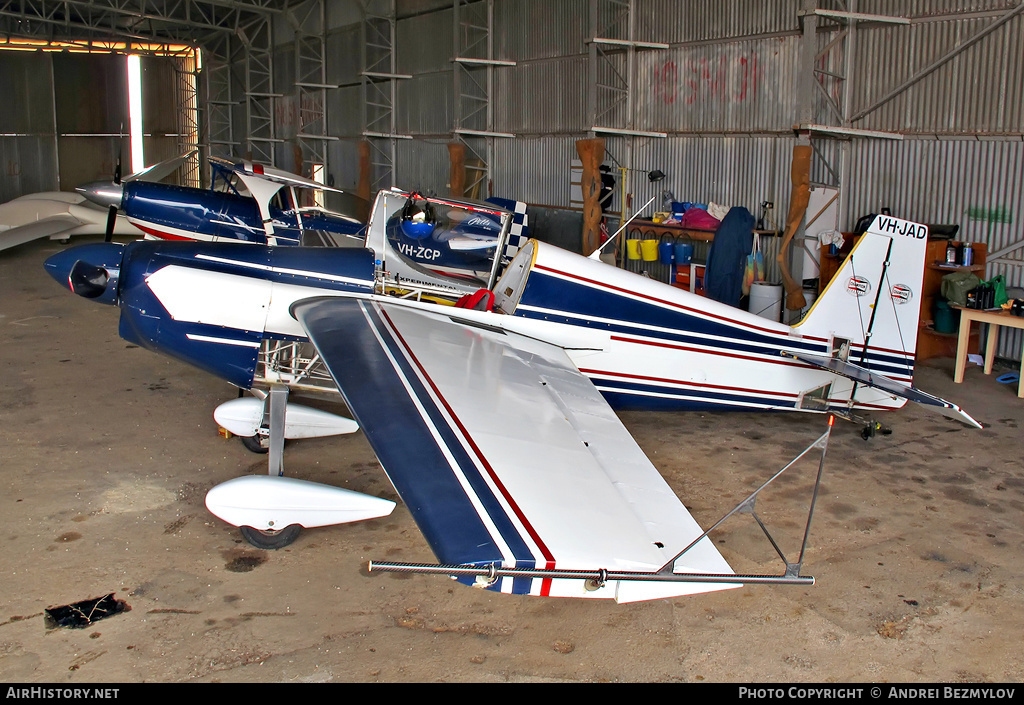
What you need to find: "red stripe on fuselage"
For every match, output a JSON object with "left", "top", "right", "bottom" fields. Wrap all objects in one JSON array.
[
  {"left": 133, "top": 223, "right": 197, "bottom": 242},
  {"left": 610, "top": 334, "right": 816, "bottom": 370},
  {"left": 534, "top": 263, "right": 919, "bottom": 360}
]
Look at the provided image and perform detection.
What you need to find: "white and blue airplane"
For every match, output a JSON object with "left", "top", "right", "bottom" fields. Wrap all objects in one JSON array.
[{"left": 43, "top": 189, "right": 978, "bottom": 602}]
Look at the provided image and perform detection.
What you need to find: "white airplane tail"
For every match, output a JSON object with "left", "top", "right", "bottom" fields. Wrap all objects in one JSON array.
[{"left": 795, "top": 215, "right": 928, "bottom": 384}]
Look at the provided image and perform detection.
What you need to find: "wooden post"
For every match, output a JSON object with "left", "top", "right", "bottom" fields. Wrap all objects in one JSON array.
[
  {"left": 357, "top": 140, "right": 371, "bottom": 204},
  {"left": 448, "top": 142, "right": 466, "bottom": 198},
  {"left": 777, "top": 144, "right": 813, "bottom": 310},
  {"left": 576, "top": 137, "right": 605, "bottom": 255}
]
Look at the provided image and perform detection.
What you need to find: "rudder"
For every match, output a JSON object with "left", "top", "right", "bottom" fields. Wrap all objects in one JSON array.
[{"left": 796, "top": 215, "right": 928, "bottom": 384}]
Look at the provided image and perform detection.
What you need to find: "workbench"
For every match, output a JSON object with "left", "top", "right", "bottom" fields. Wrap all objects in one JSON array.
[{"left": 953, "top": 306, "right": 1024, "bottom": 398}]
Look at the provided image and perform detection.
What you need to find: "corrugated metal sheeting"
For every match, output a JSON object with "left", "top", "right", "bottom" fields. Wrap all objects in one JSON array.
[
  {"left": 844, "top": 136, "right": 1024, "bottom": 358},
  {"left": 638, "top": 0, "right": 800, "bottom": 43},
  {"left": 0, "top": 51, "right": 184, "bottom": 199},
  {"left": 6, "top": 0, "right": 1022, "bottom": 358},
  {"left": 632, "top": 37, "right": 800, "bottom": 134},
  {"left": 850, "top": 10, "right": 1024, "bottom": 134}
]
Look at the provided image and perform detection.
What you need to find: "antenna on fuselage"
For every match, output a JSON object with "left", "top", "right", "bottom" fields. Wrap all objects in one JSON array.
[{"left": 588, "top": 169, "right": 665, "bottom": 260}]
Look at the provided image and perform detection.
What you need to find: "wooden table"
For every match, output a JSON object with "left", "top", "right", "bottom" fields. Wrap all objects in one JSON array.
[{"left": 953, "top": 306, "right": 1024, "bottom": 398}]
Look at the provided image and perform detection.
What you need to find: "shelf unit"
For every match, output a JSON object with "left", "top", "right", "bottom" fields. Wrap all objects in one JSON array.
[{"left": 919, "top": 240, "right": 987, "bottom": 361}]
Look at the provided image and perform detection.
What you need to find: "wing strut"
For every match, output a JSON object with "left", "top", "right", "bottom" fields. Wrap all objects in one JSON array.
[
  {"left": 658, "top": 417, "right": 831, "bottom": 580},
  {"left": 370, "top": 419, "right": 835, "bottom": 589}
]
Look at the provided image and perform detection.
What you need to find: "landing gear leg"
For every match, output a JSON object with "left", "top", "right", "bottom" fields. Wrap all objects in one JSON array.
[{"left": 266, "top": 384, "right": 288, "bottom": 478}]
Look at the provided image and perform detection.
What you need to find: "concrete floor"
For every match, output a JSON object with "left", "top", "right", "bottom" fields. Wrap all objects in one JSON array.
[{"left": 1, "top": 236, "right": 1022, "bottom": 683}]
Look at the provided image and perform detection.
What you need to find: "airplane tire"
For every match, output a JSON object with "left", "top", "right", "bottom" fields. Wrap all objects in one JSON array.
[
  {"left": 239, "top": 524, "right": 302, "bottom": 549},
  {"left": 240, "top": 434, "right": 270, "bottom": 454}
]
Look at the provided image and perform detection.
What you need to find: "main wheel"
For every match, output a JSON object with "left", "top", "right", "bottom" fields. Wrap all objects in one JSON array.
[
  {"left": 240, "top": 434, "right": 270, "bottom": 454},
  {"left": 239, "top": 524, "right": 302, "bottom": 549}
]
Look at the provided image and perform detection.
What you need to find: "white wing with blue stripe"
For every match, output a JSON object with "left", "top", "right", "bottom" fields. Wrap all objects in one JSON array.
[{"left": 291, "top": 296, "right": 737, "bottom": 602}]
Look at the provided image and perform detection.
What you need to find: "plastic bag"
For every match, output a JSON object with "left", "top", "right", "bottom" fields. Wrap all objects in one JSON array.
[
  {"left": 985, "top": 274, "right": 1009, "bottom": 308},
  {"left": 940, "top": 270, "right": 981, "bottom": 307},
  {"left": 742, "top": 235, "right": 765, "bottom": 296},
  {"left": 680, "top": 207, "right": 721, "bottom": 231}
]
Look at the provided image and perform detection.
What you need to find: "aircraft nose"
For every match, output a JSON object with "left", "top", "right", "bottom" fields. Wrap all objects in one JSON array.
[
  {"left": 44, "top": 242, "right": 125, "bottom": 305},
  {"left": 75, "top": 180, "right": 125, "bottom": 209}
]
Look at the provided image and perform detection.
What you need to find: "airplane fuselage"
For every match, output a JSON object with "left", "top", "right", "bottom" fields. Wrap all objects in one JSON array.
[
  {"left": 93, "top": 237, "right": 906, "bottom": 417},
  {"left": 121, "top": 181, "right": 363, "bottom": 246}
]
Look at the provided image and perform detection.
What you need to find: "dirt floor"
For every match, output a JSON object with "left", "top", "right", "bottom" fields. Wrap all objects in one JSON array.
[{"left": 1, "top": 236, "right": 1022, "bottom": 684}]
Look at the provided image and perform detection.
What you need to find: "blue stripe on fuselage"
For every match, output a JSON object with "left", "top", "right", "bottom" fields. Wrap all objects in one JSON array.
[
  {"left": 121, "top": 240, "right": 376, "bottom": 293},
  {"left": 518, "top": 268, "right": 823, "bottom": 352},
  {"left": 592, "top": 376, "right": 800, "bottom": 412},
  {"left": 515, "top": 268, "right": 913, "bottom": 382}
]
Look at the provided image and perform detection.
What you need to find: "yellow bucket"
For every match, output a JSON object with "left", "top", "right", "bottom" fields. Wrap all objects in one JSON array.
[
  {"left": 640, "top": 239, "right": 659, "bottom": 261},
  {"left": 626, "top": 239, "right": 642, "bottom": 260}
]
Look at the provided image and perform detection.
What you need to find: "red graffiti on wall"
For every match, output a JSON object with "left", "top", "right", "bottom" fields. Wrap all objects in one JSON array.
[
  {"left": 653, "top": 52, "right": 761, "bottom": 105},
  {"left": 654, "top": 60, "right": 678, "bottom": 104}
]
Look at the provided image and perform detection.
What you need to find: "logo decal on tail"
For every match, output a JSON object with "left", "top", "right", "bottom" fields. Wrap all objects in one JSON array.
[
  {"left": 891, "top": 284, "right": 913, "bottom": 305},
  {"left": 847, "top": 276, "right": 871, "bottom": 297}
]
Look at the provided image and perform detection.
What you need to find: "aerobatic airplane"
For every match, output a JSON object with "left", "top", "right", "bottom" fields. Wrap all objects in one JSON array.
[
  {"left": 76, "top": 155, "right": 366, "bottom": 247},
  {"left": 44, "top": 188, "right": 978, "bottom": 602}
]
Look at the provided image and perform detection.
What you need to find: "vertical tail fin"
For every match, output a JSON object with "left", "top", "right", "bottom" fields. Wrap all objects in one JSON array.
[{"left": 796, "top": 215, "right": 928, "bottom": 384}]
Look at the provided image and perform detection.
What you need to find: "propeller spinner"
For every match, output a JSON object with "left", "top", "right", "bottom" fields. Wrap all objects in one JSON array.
[{"left": 75, "top": 150, "right": 197, "bottom": 241}]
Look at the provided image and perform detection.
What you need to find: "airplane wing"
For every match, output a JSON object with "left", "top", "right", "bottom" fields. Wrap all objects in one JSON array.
[
  {"left": 208, "top": 155, "right": 346, "bottom": 194},
  {"left": 291, "top": 296, "right": 738, "bottom": 603},
  {"left": 0, "top": 214, "right": 83, "bottom": 253},
  {"left": 123, "top": 150, "right": 197, "bottom": 183},
  {"left": 781, "top": 350, "right": 983, "bottom": 428}
]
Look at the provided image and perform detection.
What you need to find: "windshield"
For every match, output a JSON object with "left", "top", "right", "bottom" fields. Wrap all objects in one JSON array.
[{"left": 366, "top": 189, "right": 515, "bottom": 295}]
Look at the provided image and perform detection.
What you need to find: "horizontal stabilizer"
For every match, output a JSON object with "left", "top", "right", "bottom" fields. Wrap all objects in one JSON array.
[{"left": 782, "top": 350, "right": 982, "bottom": 429}]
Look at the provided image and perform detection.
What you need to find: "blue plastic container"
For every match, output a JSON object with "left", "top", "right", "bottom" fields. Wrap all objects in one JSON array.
[
  {"left": 674, "top": 242, "right": 693, "bottom": 264},
  {"left": 658, "top": 241, "right": 675, "bottom": 265}
]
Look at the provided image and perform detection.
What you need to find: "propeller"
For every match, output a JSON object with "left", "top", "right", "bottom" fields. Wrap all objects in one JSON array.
[
  {"left": 76, "top": 149, "right": 198, "bottom": 242},
  {"left": 104, "top": 151, "right": 122, "bottom": 242}
]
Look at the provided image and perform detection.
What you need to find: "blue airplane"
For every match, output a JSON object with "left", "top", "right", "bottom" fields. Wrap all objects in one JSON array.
[{"left": 76, "top": 156, "right": 366, "bottom": 247}]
